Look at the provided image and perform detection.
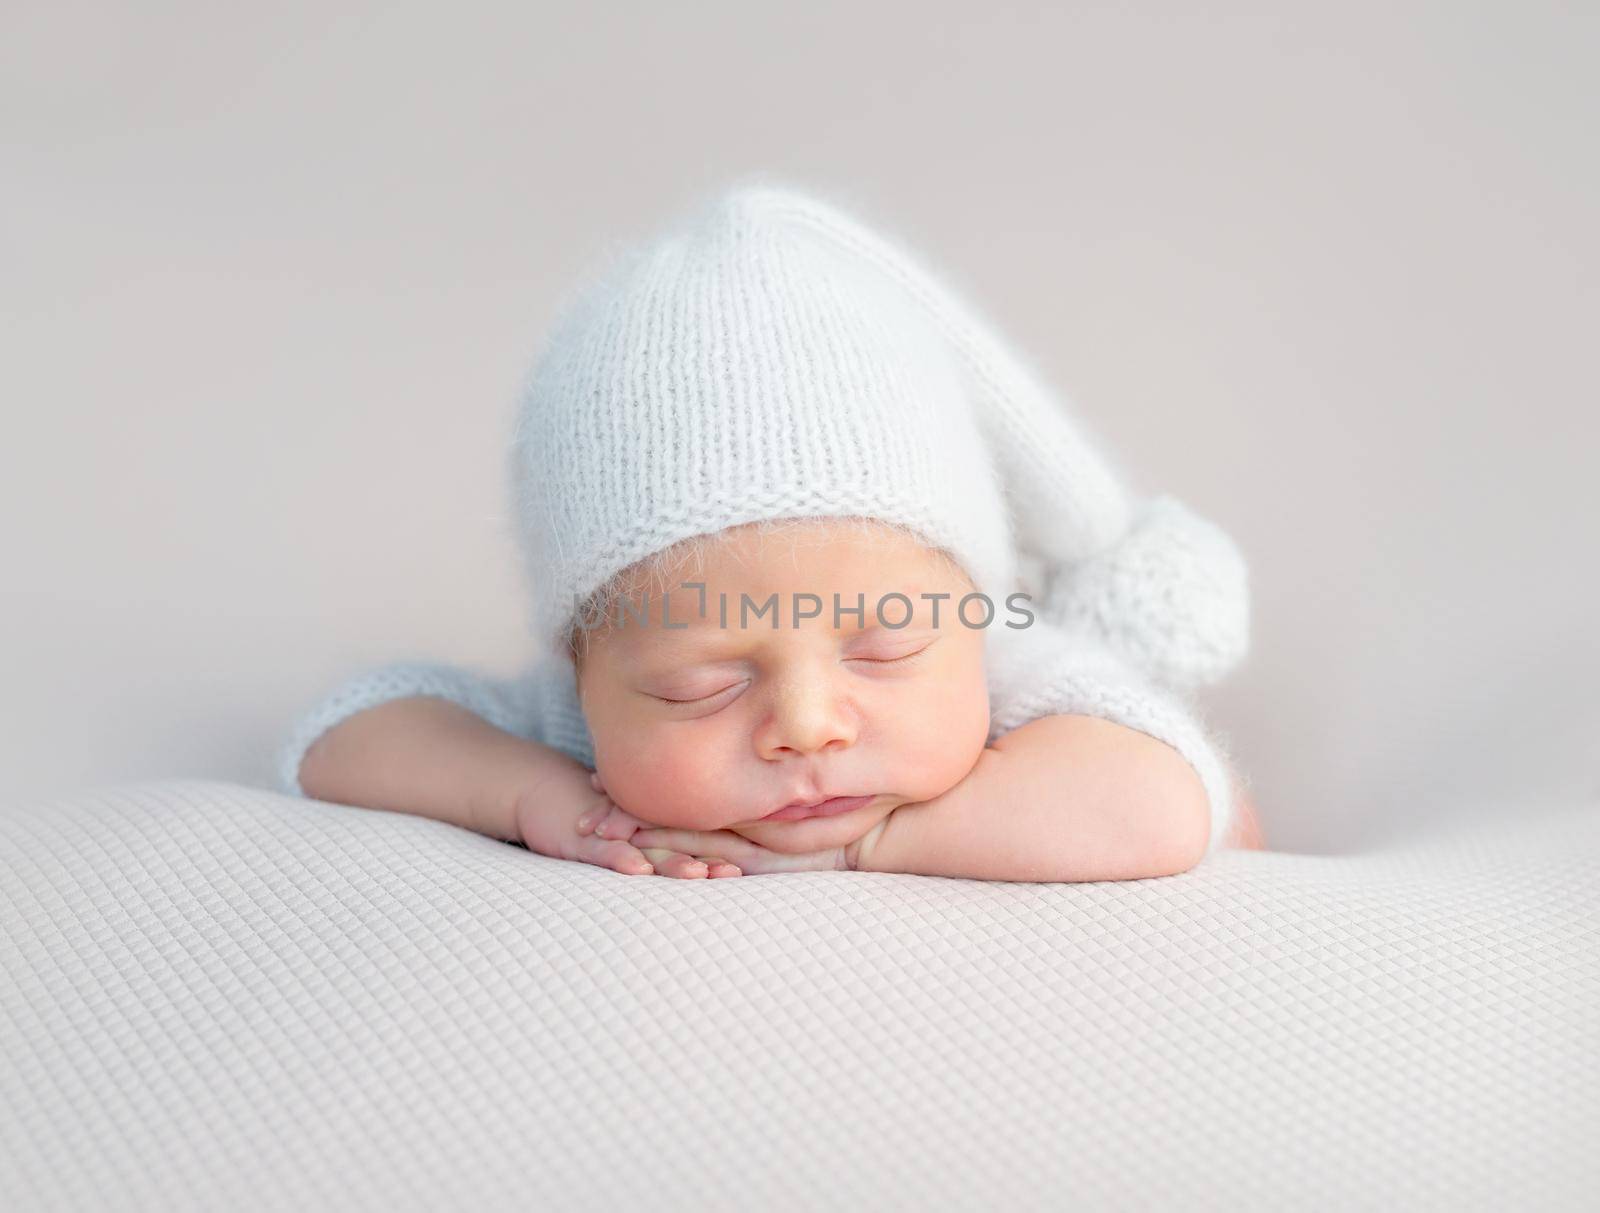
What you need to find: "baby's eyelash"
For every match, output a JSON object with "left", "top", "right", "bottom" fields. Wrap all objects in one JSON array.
[
  {"left": 651, "top": 646, "right": 933, "bottom": 703},
  {"left": 652, "top": 682, "right": 745, "bottom": 706},
  {"left": 849, "top": 645, "right": 932, "bottom": 665}
]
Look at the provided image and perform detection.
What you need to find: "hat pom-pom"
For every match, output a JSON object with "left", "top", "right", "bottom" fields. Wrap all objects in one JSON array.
[{"left": 1038, "top": 495, "right": 1251, "bottom": 693}]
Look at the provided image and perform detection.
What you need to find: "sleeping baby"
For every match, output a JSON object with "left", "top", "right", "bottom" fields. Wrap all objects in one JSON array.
[{"left": 281, "top": 181, "right": 1263, "bottom": 881}]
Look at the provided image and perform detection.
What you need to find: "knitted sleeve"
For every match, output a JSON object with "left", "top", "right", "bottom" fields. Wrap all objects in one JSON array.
[
  {"left": 984, "top": 618, "right": 1241, "bottom": 858},
  {"left": 277, "top": 655, "right": 597, "bottom": 799}
]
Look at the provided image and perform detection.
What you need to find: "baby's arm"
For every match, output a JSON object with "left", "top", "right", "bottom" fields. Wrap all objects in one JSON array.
[
  {"left": 299, "top": 696, "right": 563, "bottom": 843},
  {"left": 846, "top": 713, "right": 1211, "bottom": 881},
  {"left": 297, "top": 697, "right": 732, "bottom": 878}
]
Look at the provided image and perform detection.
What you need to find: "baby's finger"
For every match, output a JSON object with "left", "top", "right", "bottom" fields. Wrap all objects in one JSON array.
[
  {"left": 699, "top": 857, "right": 742, "bottom": 879},
  {"left": 637, "top": 848, "right": 709, "bottom": 880},
  {"left": 574, "top": 803, "right": 607, "bottom": 835},
  {"left": 576, "top": 802, "right": 634, "bottom": 839},
  {"left": 631, "top": 827, "right": 747, "bottom": 860},
  {"left": 580, "top": 835, "right": 654, "bottom": 876},
  {"left": 591, "top": 804, "right": 652, "bottom": 841}
]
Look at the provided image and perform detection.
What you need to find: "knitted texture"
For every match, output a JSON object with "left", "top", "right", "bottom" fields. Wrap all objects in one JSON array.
[
  {"left": 507, "top": 182, "right": 1014, "bottom": 659},
  {"left": 506, "top": 179, "right": 1249, "bottom": 688},
  {"left": 1040, "top": 494, "right": 1252, "bottom": 693}
]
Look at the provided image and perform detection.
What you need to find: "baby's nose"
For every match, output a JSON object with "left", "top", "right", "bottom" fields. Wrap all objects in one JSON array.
[{"left": 757, "top": 678, "right": 858, "bottom": 758}]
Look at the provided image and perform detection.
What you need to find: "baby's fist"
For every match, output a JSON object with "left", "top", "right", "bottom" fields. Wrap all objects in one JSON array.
[{"left": 575, "top": 772, "right": 741, "bottom": 879}]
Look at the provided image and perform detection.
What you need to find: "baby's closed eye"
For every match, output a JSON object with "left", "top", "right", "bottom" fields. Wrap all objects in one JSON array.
[
  {"left": 646, "top": 640, "right": 938, "bottom": 704},
  {"left": 846, "top": 642, "right": 935, "bottom": 666}
]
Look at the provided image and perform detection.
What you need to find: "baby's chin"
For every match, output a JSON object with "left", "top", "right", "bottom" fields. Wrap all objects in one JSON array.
[{"left": 729, "top": 796, "right": 895, "bottom": 854}]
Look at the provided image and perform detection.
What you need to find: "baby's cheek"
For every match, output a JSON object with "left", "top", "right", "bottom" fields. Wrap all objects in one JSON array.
[
  {"left": 598, "top": 737, "right": 725, "bottom": 830},
  {"left": 886, "top": 681, "right": 990, "bottom": 798}
]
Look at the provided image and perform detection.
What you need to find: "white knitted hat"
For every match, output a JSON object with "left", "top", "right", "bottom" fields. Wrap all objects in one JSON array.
[{"left": 507, "top": 177, "right": 1249, "bottom": 692}]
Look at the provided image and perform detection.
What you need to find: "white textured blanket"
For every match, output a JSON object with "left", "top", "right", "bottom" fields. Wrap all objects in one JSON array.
[{"left": 3, "top": 781, "right": 1597, "bottom": 1210}]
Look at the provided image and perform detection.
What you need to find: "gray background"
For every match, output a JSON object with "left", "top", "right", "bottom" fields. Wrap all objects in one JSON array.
[{"left": 4, "top": 1, "right": 1595, "bottom": 852}]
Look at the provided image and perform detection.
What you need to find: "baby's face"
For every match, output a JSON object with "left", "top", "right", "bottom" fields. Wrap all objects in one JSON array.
[{"left": 575, "top": 521, "right": 993, "bottom": 854}]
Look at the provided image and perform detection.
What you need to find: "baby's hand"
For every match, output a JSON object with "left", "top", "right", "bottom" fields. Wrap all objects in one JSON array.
[
  {"left": 574, "top": 771, "right": 743, "bottom": 880},
  {"left": 626, "top": 824, "right": 849, "bottom": 876}
]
